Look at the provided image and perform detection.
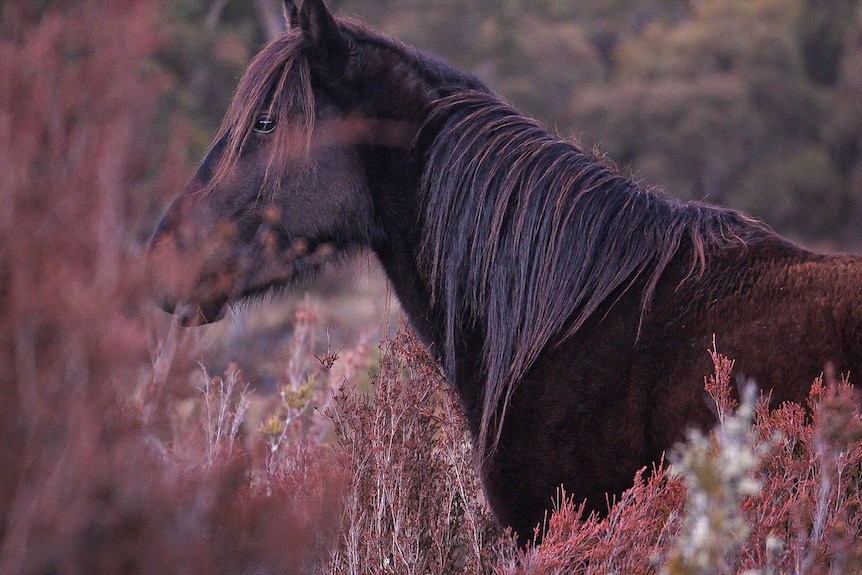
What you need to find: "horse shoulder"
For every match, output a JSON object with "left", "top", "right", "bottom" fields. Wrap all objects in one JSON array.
[{"left": 484, "top": 280, "right": 650, "bottom": 536}]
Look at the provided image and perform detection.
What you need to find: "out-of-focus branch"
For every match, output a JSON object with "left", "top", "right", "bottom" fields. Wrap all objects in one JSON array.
[
  {"left": 253, "top": 0, "right": 285, "bottom": 41},
  {"left": 204, "top": 0, "right": 230, "bottom": 29}
]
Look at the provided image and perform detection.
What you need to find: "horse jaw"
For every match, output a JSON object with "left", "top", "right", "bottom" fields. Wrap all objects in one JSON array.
[{"left": 148, "top": 218, "right": 346, "bottom": 326}]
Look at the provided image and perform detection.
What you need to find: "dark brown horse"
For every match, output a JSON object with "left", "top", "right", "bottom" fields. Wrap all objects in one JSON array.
[{"left": 149, "top": 0, "right": 862, "bottom": 543}]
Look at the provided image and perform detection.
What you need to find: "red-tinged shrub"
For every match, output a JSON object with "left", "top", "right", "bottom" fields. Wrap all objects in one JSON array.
[
  {"left": 0, "top": 0, "right": 173, "bottom": 547},
  {"left": 324, "top": 327, "right": 516, "bottom": 574},
  {"left": 2, "top": 393, "right": 343, "bottom": 575},
  {"left": 0, "top": 2, "right": 345, "bottom": 572},
  {"left": 503, "top": 349, "right": 862, "bottom": 575},
  {"left": 508, "top": 465, "right": 686, "bottom": 575},
  {"left": 737, "top": 374, "right": 862, "bottom": 574}
]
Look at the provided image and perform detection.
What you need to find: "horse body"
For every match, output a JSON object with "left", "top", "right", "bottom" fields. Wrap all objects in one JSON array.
[
  {"left": 149, "top": 0, "right": 862, "bottom": 542},
  {"left": 487, "top": 240, "right": 862, "bottom": 537}
]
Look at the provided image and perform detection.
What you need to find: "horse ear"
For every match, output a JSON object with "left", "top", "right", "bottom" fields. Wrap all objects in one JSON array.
[
  {"left": 298, "top": 0, "right": 348, "bottom": 76},
  {"left": 283, "top": 0, "right": 299, "bottom": 29}
]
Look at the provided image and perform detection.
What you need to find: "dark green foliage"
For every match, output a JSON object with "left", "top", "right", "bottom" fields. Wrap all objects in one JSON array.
[{"left": 798, "top": 0, "right": 857, "bottom": 86}]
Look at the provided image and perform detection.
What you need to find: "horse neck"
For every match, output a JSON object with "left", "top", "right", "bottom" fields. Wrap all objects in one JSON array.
[
  {"left": 355, "top": 52, "right": 496, "bottom": 423},
  {"left": 363, "top": 126, "right": 487, "bottom": 428},
  {"left": 360, "top": 64, "right": 488, "bottom": 345}
]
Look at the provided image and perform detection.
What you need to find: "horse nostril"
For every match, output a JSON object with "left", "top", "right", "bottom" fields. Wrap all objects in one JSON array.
[
  {"left": 154, "top": 292, "right": 179, "bottom": 315},
  {"left": 147, "top": 232, "right": 189, "bottom": 314}
]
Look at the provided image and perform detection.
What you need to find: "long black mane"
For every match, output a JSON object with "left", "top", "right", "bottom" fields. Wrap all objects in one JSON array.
[{"left": 418, "top": 90, "right": 774, "bottom": 454}]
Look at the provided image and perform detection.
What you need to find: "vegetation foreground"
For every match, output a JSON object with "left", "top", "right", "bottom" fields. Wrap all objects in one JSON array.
[
  {"left": 1, "top": 1, "right": 861, "bottom": 573},
  {"left": 2, "top": 294, "right": 861, "bottom": 573}
]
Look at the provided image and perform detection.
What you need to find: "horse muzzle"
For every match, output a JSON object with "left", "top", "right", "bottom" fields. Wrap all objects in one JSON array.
[{"left": 147, "top": 229, "right": 236, "bottom": 326}]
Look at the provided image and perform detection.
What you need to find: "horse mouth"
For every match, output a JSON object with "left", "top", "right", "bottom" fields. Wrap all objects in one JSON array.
[
  {"left": 169, "top": 239, "right": 340, "bottom": 327},
  {"left": 175, "top": 297, "right": 230, "bottom": 327}
]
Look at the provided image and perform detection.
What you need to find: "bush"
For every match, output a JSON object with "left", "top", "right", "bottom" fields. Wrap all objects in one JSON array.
[
  {"left": 324, "top": 328, "right": 515, "bottom": 574},
  {"left": 0, "top": 2, "right": 345, "bottom": 571},
  {"left": 506, "top": 348, "right": 862, "bottom": 575}
]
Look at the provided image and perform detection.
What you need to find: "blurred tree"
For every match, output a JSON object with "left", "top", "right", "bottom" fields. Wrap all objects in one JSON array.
[
  {"left": 798, "top": 0, "right": 857, "bottom": 86},
  {"left": 157, "top": 0, "right": 284, "bottom": 158},
  {"left": 570, "top": 0, "right": 858, "bottom": 244},
  {"left": 828, "top": 3, "right": 862, "bottom": 245},
  {"left": 252, "top": 0, "right": 285, "bottom": 41}
]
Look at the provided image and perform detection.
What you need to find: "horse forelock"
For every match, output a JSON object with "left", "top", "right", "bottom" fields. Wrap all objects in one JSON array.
[
  {"left": 417, "top": 90, "right": 772, "bottom": 461},
  {"left": 208, "top": 31, "right": 315, "bottom": 195},
  {"left": 204, "top": 17, "right": 466, "bottom": 196}
]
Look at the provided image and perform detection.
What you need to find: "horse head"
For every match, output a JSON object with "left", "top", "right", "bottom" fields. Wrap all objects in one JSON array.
[{"left": 148, "top": 0, "right": 448, "bottom": 326}]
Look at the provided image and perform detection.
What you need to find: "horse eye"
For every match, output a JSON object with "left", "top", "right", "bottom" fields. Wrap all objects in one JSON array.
[{"left": 253, "top": 114, "right": 276, "bottom": 134}]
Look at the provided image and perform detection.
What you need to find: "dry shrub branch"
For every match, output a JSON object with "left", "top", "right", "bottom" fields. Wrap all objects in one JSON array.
[
  {"left": 509, "top": 348, "right": 862, "bottom": 575},
  {"left": 324, "top": 327, "right": 515, "bottom": 574}
]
